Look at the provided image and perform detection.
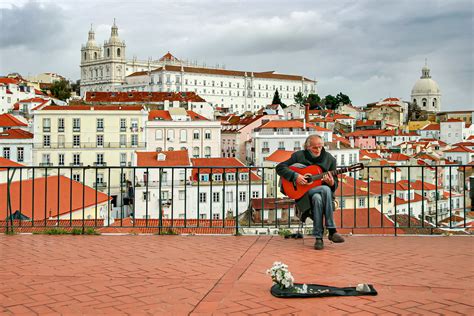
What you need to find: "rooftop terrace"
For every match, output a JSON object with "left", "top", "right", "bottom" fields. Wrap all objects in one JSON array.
[{"left": 1, "top": 235, "right": 472, "bottom": 315}]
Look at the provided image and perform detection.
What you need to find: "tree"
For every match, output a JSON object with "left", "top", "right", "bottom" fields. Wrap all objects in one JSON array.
[
  {"left": 294, "top": 92, "right": 306, "bottom": 106},
  {"left": 271, "top": 89, "right": 287, "bottom": 108},
  {"left": 49, "top": 79, "right": 71, "bottom": 101},
  {"left": 306, "top": 93, "right": 321, "bottom": 108},
  {"left": 335, "top": 92, "right": 351, "bottom": 106},
  {"left": 71, "top": 79, "right": 80, "bottom": 96},
  {"left": 323, "top": 94, "right": 338, "bottom": 109}
]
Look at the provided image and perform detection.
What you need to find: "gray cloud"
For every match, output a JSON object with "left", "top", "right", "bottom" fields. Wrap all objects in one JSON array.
[
  {"left": 0, "top": 1, "right": 66, "bottom": 49},
  {"left": 0, "top": 0, "right": 472, "bottom": 110}
]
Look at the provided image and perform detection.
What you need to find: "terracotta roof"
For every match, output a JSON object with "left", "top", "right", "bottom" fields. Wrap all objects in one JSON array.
[
  {"left": 191, "top": 158, "right": 261, "bottom": 181},
  {"left": 126, "top": 70, "right": 148, "bottom": 77},
  {"left": 144, "top": 65, "right": 315, "bottom": 82},
  {"left": 355, "top": 120, "right": 381, "bottom": 127},
  {"left": 421, "top": 123, "right": 440, "bottom": 131},
  {"left": 136, "top": 150, "right": 190, "bottom": 167},
  {"left": 388, "top": 153, "right": 411, "bottom": 161},
  {"left": 382, "top": 97, "right": 401, "bottom": 102},
  {"left": 395, "top": 193, "right": 426, "bottom": 205},
  {"left": 159, "top": 52, "right": 180, "bottom": 62},
  {"left": 265, "top": 150, "right": 293, "bottom": 163},
  {"left": 0, "top": 129, "right": 33, "bottom": 139},
  {"left": 396, "top": 180, "right": 437, "bottom": 191},
  {"left": 452, "top": 141, "right": 474, "bottom": 148},
  {"left": 332, "top": 114, "right": 355, "bottom": 120},
  {"left": 444, "top": 146, "right": 474, "bottom": 153},
  {"left": 332, "top": 135, "right": 351, "bottom": 146},
  {"left": 0, "top": 176, "right": 110, "bottom": 221},
  {"left": 334, "top": 208, "right": 394, "bottom": 228},
  {"left": 0, "top": 114, "right": 28, "bottom": 127},
  {"left": 39, "top": 105, "right": 145, "bottom": 111},
  {"left": 0, "top": 157, "right": 24, "bottom": 171},
  {"left": 0, "top": 77, "right": 20, "bottom": 85},
  {"left": 360, "top": 150, "right": 381, "bottom": 159},
  {"left": 148, "top": 110, "right": 208, "bottom": 121},
  {"left": 443, "top": 118, "right": 464, "bottom": 123},
  {"left": 85, "top": 91, "right": 206, "bottom": 103},
  {"left": 259, "top": 120, "right": 331, "bottom": 131},
  {"left": 346, "top": 129, "right": 393, "bottom": 137}
]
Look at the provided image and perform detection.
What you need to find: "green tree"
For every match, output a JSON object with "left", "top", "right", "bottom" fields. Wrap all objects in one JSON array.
[
  {"left": 323, "top": 94, "right": 338, "bottom": 109},
  {"left": 49, "top": 79, "right": 71, "bottom": 101},
  {"left": 71, "top": 79, "right": 80, "bottom": 96},
  {"left": 335, "top": 92, "right": 351, "bottom": 106},
  {"left": 294, "top": 92, "right": 306, "bottom": 106},
  {"left": 271, "top": 89, "right": 287, "bottom": 108},
  {"left": 306, "top": 93, "right": 321, "bottom": 108}
]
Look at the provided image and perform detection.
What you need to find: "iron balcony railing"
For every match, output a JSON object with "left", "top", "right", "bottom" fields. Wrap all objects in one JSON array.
[{"left": 1, "top": 164, "right": 472, "bottom": 235}]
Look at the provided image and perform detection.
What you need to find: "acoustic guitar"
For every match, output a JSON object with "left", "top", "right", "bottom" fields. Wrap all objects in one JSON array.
[{"left": 281, "top": 163, "right": 364, "bottom": 200}]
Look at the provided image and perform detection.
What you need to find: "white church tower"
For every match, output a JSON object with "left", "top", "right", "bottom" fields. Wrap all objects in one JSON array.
[
  {"left": 411, "top": 61, "right": 441, "bottom": 112},
  {"left": 80, "top": 20, "right": 126, "bottom": 96}
]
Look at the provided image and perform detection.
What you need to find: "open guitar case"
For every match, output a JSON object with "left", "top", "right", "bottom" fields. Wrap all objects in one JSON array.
[{"left": 271, "top": 283, "right": 378, "bottom": 298}]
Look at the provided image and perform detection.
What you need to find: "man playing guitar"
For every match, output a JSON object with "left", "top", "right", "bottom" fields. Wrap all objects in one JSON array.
[{"left": 276, "top": 134, "right": 345, "bottom": 250}]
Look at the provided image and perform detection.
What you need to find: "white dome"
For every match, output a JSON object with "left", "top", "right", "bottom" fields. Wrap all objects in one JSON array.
[{"left": 411, "top": 78, "right": 440, "bottom": 95}]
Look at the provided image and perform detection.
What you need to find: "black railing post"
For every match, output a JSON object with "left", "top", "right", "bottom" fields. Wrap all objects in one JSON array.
[
  {"left": 82, "top": 167, "right": 86, "bottom": 234},
  {"left": 171, "top": 168, "right": 175, "bottom": 228},
  {"left": 394, "top": 166, "right": 397, "bottom": 236},
  {"left": 57, "top": 167, "right": 61, "bottom": 227},
  {"left": 236, "top": 168, "right": 239, "bottom": 235},
  {"left": 107, "top": 167, "right": 111, "bottom": 227},
  {"left": 435, "top": 166, "right": 439, "bottom": 227},
  {"left": 197, "top": 168, "right": 200, "bottom": 227},
  {"left": 261, "top": 168, "right": 264, "bottom": 228},
  {"left": 449, "top": 166, "right": 452, "bottom": 229}
]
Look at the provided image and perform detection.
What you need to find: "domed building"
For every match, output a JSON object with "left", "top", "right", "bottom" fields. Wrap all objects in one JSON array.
[{"left": 411, "top": 62, "right": 441, "bottom": 112}]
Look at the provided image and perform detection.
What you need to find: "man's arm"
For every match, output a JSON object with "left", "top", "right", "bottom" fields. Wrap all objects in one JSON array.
[{"left": 275, "top": 153, "right": 300, "bottom": 183}]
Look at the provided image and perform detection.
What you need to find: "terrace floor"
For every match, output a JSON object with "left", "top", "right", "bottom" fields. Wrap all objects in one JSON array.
[{"left": 0, "top": 234, "right": 473, "bottom": 315}]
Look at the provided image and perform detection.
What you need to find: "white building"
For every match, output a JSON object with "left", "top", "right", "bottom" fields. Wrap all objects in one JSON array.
[
  {"left": 0, "top": 77, "right": 36, "bottom": 114},
  {"left": 418, "top": 123, "right": 440, "bottom": 140},
  {"left": 443, "top": 146, "right": 474, "bottom": 165},
  {"left": 440, "top": 119, "right": 466, "bottom": 145},
  {"left": 411, "top": 63, "right": 441, "bottom": 112},
  {"left": 32, "top": 104, "right": 148, "bottom": 200},
  {"left": 146, "top": 108, "right": 221, "bottom": 158},
  {"left": 80, "top": 23, "right": 317, "bottom": 114},
  {"left": 250, "top": 120, "right": 333, "bottom": 166}
]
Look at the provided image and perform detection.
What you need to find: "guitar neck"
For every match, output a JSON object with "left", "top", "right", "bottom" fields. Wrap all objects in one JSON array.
[{"left": 311, "top": 167, "right": 349, "bottom": 181}]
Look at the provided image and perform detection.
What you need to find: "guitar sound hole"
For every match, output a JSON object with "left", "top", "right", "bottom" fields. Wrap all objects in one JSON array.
[{"left": 304, "top": 175, "right": 313, "bottom": 184}]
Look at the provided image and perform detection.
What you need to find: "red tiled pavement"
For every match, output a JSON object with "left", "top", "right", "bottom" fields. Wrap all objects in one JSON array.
[{"left": 0, "top": 235, "right": 472, "bottom": 315}]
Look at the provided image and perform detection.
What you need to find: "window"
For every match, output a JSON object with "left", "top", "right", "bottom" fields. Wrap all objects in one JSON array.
[
  {"left": 294, "top": 141, "right": 300, "bottom": 150},
  {"left": 155, "top": 129, "right": 163, "bottom": 140},
  {"left": 377, "top": 196, "right": 382, "bottom": 205},
  {"left": 96, "top": 153, "right": 104, "bottom": 165},
  {"left": 200, "top": 174, "right": 209, "bottom": 182},
  {"left": 204, "top": 146, "right": 211, "bottom": 158},
  {"left": 212, "top": 213, "right": 220, "bottom": 220},
  {"left": 73, "top": 135, "right": 80, "bottom": 147},
  {"left": 58, "top": 154, "right": 64, "bottom": 166},
  {"left": 179, "top": 190, "right": 185, "bottom": 200},
  {"left": 17, "top": 147, "right": 24, "bottom": 162},
  {"left": 180, "top": 129, "right": 187, "bottom": 142},
  {"left": 278, "top": 141, "right": 285, "bottom": 150},
  {"left": 3, "top": 147, "right": 10, "bottom": 159},
  {"left": 72, "top": 174, "right": 81, "bottom": 182},
  {"left": 167, "top": 129, "right": 174, "bottom": 141},
  {"left": 341, "top": 154, "right": 345, "bottom": 165},
  {"left": 240, "top": 173, "right": 249, "bottom": 181},
  {"left": 358, "top": 198, "right": 365, "bottom": 207},
  {"left": 252, "top": 191, "right": 259, "bottom": 198},
  {"left": 97, "top": 135, "right": 104, "bottom": 147},
  {"left": 73, "top": 118, "right": 80, "bottom": 132},
  {"left": 205, "top": 130, "right": 211, "bottom": 139},
  {"left": 43, "top": 135, "right": 51, "bottom": 147},
  {"left": 120, "top": 153, "right": 127, "bottom": 166},
  {"left": 193, "top": 130, "right": 200, "bottom": 140},
  {"left": 193, "top": 147, "right": 199, "bottom": 158},
  {"left": 120, "top": 118, "right": 126, "bottom": 131},
  {"left": 142, "top": 191, "right": 150, "bottom": 202},
  {"left": 73, "top": 154, "right": 81, "bottom": 166},
  {"left": 43, "top": 118, "right": 51, "bottom": 132},
  {"left": 131, "top": 119, "right": 138, "bottom": 131},
  {"left": 120, "top": 134, "right": 126, "bottom": 146},
  {"left": 131, "top": 134, "right": 138, "bottom": 146},
  {"left": 226, "top": 192, "right": 233, "bottom": 202},
  {"left": 96, "top": 118, "right": 104, "bottom": 132},
  {"left": 239, "top": 191, "right": 246, "bottom": 202},
  {"left": 227, "top": 173, "right": 235, "bottom": 181},
  {"left": 58, "top": 118, "right": 64, "bottom": 132},
  {"left": 213, "top": 192, "right": 220, "bottom": 202},
  {"left": 199, "top": 192, "right": 207, "bottom": 203},
  {"left": 213, "top": 174, "right": 222, "bottom": 181},
  {"left": 263, "top": 141, "right": 269, "bottom": 149}
]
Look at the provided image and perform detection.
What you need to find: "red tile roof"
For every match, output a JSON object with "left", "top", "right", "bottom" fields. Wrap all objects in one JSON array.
[
  {"left": 334, "top": 208, "right": 395, "bottom": 228},
  {"left": 0, "top": 77, "right": 20, "bottom": 85},
  {"left": 0, "top": 114, "right": 28, "bottom": 127},
  {"left": 421, "top": 123, "right": 440, "bottom": 131},
  {"left": 388, "top": 153, "right": 411, "bottom": 161},
  {"left": 0, "top": 176, "right": 110, "bottom": 221},
  {"left": 85, "top": 91, "right": 206, "bottom": 103},
  {"left": 265, "top": 150, "right": 293, "bottom": 163},
  {"left": 0, "top": 129, "right": 33, "bottom": 139},
  {"left": 360, "top": 150, "right": 381, "bottom": 159},
  {"left": 395, "top": 193, "right": 426, "bottom": 205},
  {"left": 39, "top": 105, "right": 145, "bottom": 111},
  {"left": 0, "top": 157, "right": 24, "bottom": 171},
  {"left": 136, "top": 150, "right": 191, "bottom": 167},
  {"left": 355, "top": 120, "right": 380, "bottom": 127},
  {"left": 444, "top": 118, "right": 464, "bottom": 123},
  {"left": 191, "top": 158, "right": 261, "bottom": 181},
  {"left": 159, "top": 52, "right": 180, "bottom": 62},
  {"left": 382, "top": 97, "right": 401, "bottom": 102},
  {"left": 259, "top": 120, "right": 331, "bottom": 131},
  {"left": 444, "top": 145, "right": 474, "bottom": 153}
]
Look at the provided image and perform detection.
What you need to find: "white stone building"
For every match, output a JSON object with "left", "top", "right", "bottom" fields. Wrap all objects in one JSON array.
[
  {"left": 146, "top": 108, "right": 221, "bottom": 158},
  {"left": 79, "top": 23, "right": 317, "bottom": 114},
  {"left": 411, "top": 63, "right": 441, "bottom": 112},
  {"left": 440, "top": 119, "right": 466, "bottom": 145},
  {"left": 0, "top": 78, "right": 36, "bottom": 114}
]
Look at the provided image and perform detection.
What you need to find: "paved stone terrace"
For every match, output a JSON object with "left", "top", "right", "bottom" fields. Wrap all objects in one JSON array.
[{"left": 0, "top": 235, "right": 473, "bottom": 315}]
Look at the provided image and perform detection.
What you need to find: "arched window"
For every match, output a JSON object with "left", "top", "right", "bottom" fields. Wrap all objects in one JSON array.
[
  {"left": 84, "top": 52, "right": 87, "bottom": 60},
  {"left": 204, "top": 129, "right": 211, "bottom": 139},
  {"left": 204, "top": 146, "right": 211, "bottom": 158},
  {"left": 107, "top": 48, "right": 110, "bottom": 57},
  {"left": 422, "top": 98, "right": 427, "bottom": 107},
  {"left": 117, "top": 48, "right": 121, "bottom": 57},
  {"left": 155, "top": 130, "right": 163, "bottom": 140},
  {"left": 433, "top": 98, "right": 437, "bottom": 107},
  {"left": 193, "top": 147, "right": 199, "bottom": 158},
  {"left": 94, "top": 52, "right": 97, "bottom": 59},
  {"left": 180, "top": 129, "right": 187, "bottom": 142},
  {"left": 412, "top": 99, "right": 417, "bottom": 105},
  {"left": 180, "top": 147, "right": 187, "bottom": 151}
]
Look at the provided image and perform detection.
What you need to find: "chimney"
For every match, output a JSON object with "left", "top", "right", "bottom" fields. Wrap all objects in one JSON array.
[{"left": 304, "top": 103, "right": 310, "bottom": 130}]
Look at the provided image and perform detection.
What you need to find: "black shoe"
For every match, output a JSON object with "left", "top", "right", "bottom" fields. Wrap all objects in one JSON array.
[
  {"left": 314, "top": 238, "right": 324, "bottom": 250},
  {"left": 328, "top": 232, "right": 345, "bottom": 243}
]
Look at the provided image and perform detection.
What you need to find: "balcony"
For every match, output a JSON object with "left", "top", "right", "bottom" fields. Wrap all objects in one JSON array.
[
  {"left": 96, "top": 127, "right": 104, "bottom": 132},
  {"left": 93, "top": 162, "right": 107, "bottom": 166},
  {"left": 261, "top": 147, "right": 270, "bottom": 154},
  {"left": 69, "top": 162, "right": 83, "bottom": 166},
  {"left": 73, "top": 127, "right": 80, "bottom": 132},
  {"left": 93, "top": 182, "right": 107, "bottom": 188},
  {"left": 33, "top": 142, "right": 146, "bottom": 149},
  {"left": 39, "top": 162, "right": 52, "bottom": 167},
  {"left": 42, "top": 127, "right": 50, "bottom": 132}
]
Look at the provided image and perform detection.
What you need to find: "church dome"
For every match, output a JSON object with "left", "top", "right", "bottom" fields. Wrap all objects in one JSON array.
[{"left": 411, "top": 65, "right": 440, "bottom": 95}]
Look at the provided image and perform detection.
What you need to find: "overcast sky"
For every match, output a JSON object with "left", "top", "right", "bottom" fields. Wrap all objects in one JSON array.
[{"left": 0, "top": 0, "right": 472, "bottom": 110}]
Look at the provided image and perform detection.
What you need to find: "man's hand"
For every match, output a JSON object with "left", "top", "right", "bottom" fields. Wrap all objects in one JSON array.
[
  {"left": 322, "top": 172, "right": 334, "bottom": 187},
  {"left": 296, "top": 174, "right": 308, "bottom": 186}
]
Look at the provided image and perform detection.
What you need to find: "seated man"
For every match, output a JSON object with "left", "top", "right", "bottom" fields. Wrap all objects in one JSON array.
[{"left": 276, "top": 134, "right": 345, "bottom": 250}]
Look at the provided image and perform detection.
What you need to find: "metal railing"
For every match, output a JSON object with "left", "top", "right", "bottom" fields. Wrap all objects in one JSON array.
[
  {"left": 1, "top": 164, "right": 472, "bottom": 235},
  {"left": 33, "top": 142, "right": 146, "bottom": 149}
]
